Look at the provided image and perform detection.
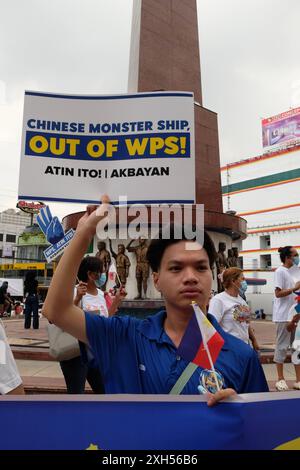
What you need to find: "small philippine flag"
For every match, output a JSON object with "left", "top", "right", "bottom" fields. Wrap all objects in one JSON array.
[{"left": 177, "top": 303, "right": 224, "bottom": 369}]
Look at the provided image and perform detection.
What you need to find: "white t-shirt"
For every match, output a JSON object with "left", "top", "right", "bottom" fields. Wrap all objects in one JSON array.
[
  {"left": 0, "top": 320, "right": 22, "bottom": 394},
  {"left": 208, "top": 291, "right": 251, "bottom": 343},
  {"left": 272, "top": 266, "right": 295, "bottom": 322},
  {"left": 74, "top": 288, "right": 108, "bottom": 317},
  {"left": 289, "top": 265, "right": 300, "bottom": 283}
]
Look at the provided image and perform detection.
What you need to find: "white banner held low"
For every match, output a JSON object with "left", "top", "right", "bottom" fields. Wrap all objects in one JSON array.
[{"left": 18, "top": 91, "right": 195, "bottom": 205}]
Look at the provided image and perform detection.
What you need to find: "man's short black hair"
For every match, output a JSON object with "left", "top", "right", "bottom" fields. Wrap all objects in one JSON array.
[
  {"left": 77, "top": 256, "right": 103, "bottom": 282},
  {"left": 147, "top": 225, "right": 217, "bottom": 272}
]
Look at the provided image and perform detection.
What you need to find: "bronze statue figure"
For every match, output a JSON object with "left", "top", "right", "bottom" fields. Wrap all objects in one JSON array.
[
  {"left": 95, "top": 241, "right": 111, "bottom": 289},
  {"left": 227, "top": 248, "right": 235, "bottom": 267},
  {"left": 109, "top": 240, "right": 131, "bottom": 287},
  {"left": 232, "top": 247, "right": 241, "bottom": 268},
  {"left": 216, "top": 242, "right": 228, "bottom": 292},
  {"left": 126, "top": 236, "right": 150, "bottom": 299}
]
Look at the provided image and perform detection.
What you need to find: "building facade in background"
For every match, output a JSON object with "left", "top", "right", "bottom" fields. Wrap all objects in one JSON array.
[
  {"left": 221, "top": 109, "right": 300, "bottom": 314},
  {"left": 0, "top": 210, "right": 52, "bottom": 291},
  {"left": 0, "top": 209, "right": 35, "bottom": 264}
]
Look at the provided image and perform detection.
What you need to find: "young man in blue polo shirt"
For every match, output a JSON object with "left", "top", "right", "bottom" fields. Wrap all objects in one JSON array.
[{"left": 43, "top": 196, "right": 268, "bottom": 402}]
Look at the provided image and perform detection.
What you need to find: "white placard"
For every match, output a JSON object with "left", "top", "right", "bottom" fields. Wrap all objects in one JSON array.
[{"left": 18, "top": 91, "right": 195, "bottom": 205}]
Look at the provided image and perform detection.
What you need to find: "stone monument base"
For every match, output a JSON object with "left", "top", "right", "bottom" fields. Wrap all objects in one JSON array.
[{"left": 118, "top": 299, "right": 164, "bottom": 318}]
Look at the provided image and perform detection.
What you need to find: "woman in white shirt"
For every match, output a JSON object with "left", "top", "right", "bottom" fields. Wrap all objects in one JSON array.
[
  {"left": 209, "top": 267, "right": 259, "bottom": 350},
  {"left": 60, "top": 256, "right": 126, "bottom": 394}
]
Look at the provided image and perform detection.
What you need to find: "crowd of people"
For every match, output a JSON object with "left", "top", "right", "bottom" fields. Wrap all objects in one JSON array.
[{"left": 1, "top": 197, "right": 300, "bottom": 400}]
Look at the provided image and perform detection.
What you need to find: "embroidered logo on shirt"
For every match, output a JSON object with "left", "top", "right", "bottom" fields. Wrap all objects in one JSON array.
[{"left": 232, "top": 304, "right": 251, "bottom": 323}]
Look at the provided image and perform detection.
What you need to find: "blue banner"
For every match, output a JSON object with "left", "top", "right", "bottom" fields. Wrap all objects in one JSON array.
[{"left": 0, "top": 393, "right": 299, "bottom": 450}]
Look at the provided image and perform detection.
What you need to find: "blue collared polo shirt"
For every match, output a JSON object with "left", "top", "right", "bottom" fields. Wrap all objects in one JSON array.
[{"left": 84, "top": 310, "right": 269, "bottom": 394}]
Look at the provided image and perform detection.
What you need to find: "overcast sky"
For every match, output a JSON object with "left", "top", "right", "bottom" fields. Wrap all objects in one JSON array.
[{"left": 0, "top": 0, "right": 299, "bottom": 220}]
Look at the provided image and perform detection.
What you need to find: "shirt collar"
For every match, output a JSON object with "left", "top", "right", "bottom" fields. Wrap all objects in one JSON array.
[
  {"left": 138, "top": 310, "right": 229, "bottom": 351},
  {"left": 137, "top": 310, "right": 174, "bottom": 346}
]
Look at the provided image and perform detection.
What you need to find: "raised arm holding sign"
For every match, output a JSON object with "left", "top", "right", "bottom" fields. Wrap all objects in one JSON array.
[{"left": 42, "top": 195, "right": 268, "bottom": 400}]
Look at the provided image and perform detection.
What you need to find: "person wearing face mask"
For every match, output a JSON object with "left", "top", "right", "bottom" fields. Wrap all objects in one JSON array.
[
  {"left": 59, "top": 256, "right": 126, "bottom": 394},
  {"left": 208, "top": 267, "right": 259, "bottom": 350},
  {"left": 273, "top": 246, "right": 300, "bottom": 391}
]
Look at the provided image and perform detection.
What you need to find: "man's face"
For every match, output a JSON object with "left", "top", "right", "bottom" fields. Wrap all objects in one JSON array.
[
  {"left": 118, "top": 244, "right": 125, "bottom": 254},
  {"left": 98, "top": 242, "right": 105, "bottom": 251},
  {"left": 152, "top": 240, "right": 212, "bottom": 312}
]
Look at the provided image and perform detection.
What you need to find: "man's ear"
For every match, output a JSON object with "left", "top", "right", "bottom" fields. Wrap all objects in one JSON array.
[{"left": 152, "top": 272, "right": 160, "bottom": 291}]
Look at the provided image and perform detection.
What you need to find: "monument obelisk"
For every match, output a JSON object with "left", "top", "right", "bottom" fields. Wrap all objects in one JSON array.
[
  {"left": 64, "top": 0, "right": 246, "bottom": 300},
  {"left": 128, "top": 0, "right": 246, "bottom": 237}
]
